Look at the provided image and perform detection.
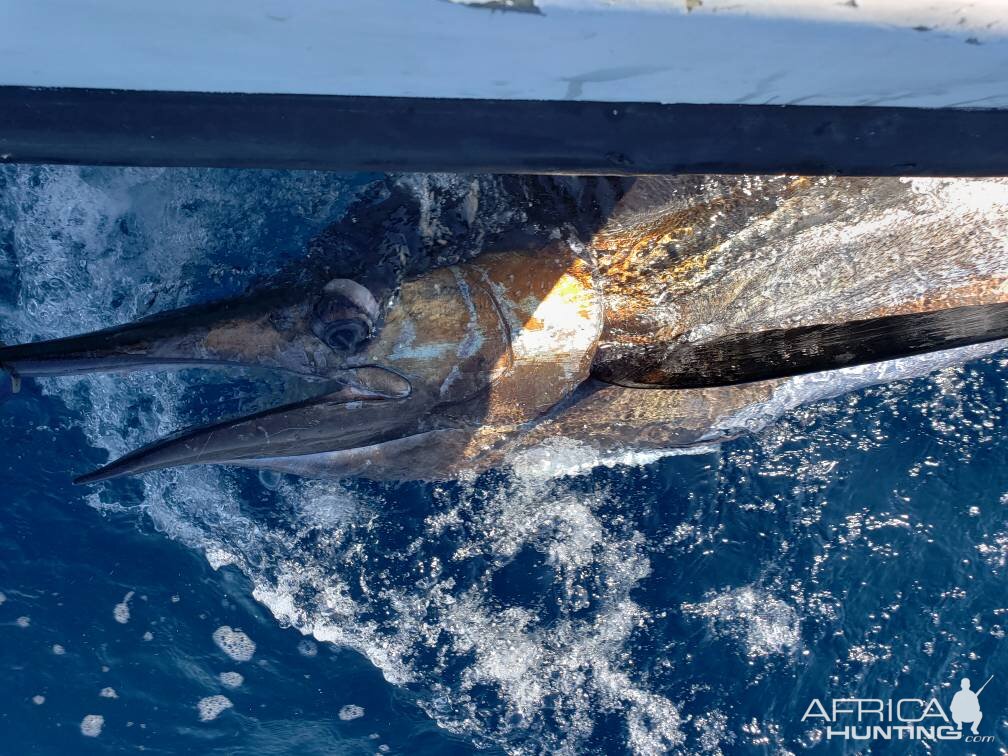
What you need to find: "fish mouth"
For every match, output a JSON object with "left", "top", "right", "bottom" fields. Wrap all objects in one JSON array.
[
  {"left": 0, "top": 283, "right": 437, "bottom": 483},
  {"left": 72, "top": 366, "right": 418, "bottom": 484}
]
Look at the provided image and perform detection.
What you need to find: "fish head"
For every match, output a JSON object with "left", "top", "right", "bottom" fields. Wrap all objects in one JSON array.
[{"left": 0, "top": 244, "right": 603, "bottom": 482}]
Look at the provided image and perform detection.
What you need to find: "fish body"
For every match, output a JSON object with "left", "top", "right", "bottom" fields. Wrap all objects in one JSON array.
[{"left": 1, "top": 175, "right": 1006, "bottom": 482}]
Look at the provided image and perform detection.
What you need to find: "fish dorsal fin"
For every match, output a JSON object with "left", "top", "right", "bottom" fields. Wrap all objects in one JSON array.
[
  {"left": 589, "top": 175, "right": 813, "bottom": 364},
  {"left": 592, "top": 176, "right": 801, "bottom": 257}
]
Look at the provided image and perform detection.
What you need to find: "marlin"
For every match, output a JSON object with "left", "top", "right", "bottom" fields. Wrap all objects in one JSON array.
[{"left": 1, "top": 175, "right": 1006, "bottom": 483}]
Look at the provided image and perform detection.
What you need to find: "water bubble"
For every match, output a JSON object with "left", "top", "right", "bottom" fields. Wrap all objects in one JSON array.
[
  {"left": 80, "top": 714, "right": 104, "bottom": 737},
  {"left": 113, "top": 591, "right": 134, "bottom": 624},
  {"left": 218, "top": 671, "right": 244, "bottom": 689},
  {"left": 258, "top": 469, "right": 282, "bottom": 490},
  {"left": 212, "top": 626, "right": 256, "bottom": 662},
  {"left": 197, "top": 695, "right": 232, "bottom": 722},
  {"left": 338, "top": 704, "right": 365, "bottom": 721},
  {"left": 682, "top": 587, "right": 800, "bottom": 658}
]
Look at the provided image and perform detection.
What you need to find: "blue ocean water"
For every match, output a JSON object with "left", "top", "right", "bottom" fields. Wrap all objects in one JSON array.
[{"left": 1, "top": 166, "right": 1007, "bottom": 755}]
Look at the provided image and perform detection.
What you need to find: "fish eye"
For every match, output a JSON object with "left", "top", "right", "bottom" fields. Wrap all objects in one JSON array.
[
  {"left": 311, "top": 278, "right": 380, "bottom": 354},
  {"left": 317, "top": 318, "right": 371, "bottom": 352}
]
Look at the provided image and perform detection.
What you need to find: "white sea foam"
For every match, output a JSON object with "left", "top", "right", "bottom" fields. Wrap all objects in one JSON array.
[
  {"left": 252, "top": 471, "right": 685, "bottom": 753},
  {"left": 113, "top": 591, "right": 133, "bottom": 624},
  {"left": 197, "top": 695, "right": 232, "bottom": 722},
  {"left": 80, "top": 714, "right": 104, "bottom": 737},
  {"left": 218, "top": 671, "right": 244, "bottom": 689},
  {"left": 682, "top": 586, "right": 800, "bottom": 658},
  {"left": 213, "top": 626, "right": 256, "bottom": 662},
  {"left": 99, "top": 687, "right": 118, "bottom": 699},
  {"left": 511, "top": 436, "right": 717, "bottom": 482},
  {"left": 31, "top": 695, "right": 45, "bottom": 705},
  {"left": 338, "top": 704, "right": 365, "bottom": 721},
  {"left": 977, "top": 531, "right": 1008, "bottom": 571},
  {"left": 206, "top": 548, "right": 238, "bottom": 570},
  {"left": 0, "top": 591, "right": 6, "bottom": 604}
]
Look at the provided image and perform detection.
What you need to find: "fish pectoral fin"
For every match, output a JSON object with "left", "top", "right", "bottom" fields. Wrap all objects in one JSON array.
[{"left": 596, "top": 302, "right": 1008, "bottom": 388}]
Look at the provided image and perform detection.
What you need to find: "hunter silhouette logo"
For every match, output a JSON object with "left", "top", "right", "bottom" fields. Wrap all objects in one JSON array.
[
  {"left": 950, "top": 676, "right": 992, "bottom": 735},
  {"left": 801, "top": 675, "right": 995, "bottom": 743}
]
